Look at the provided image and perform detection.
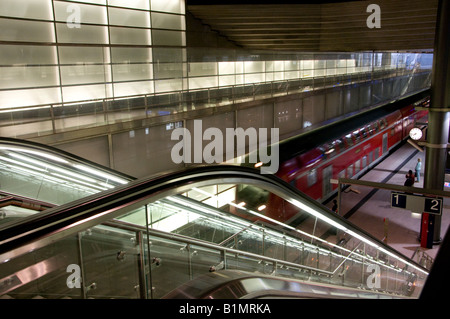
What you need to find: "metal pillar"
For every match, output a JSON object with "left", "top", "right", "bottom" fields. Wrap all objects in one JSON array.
[{"left": 421, "top": 0, "right": 450, "bottom": 248}]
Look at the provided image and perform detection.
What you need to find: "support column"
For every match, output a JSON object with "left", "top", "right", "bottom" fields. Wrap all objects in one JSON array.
[{"left": 421, "top": 0, "right": 450, "bottom": 248}]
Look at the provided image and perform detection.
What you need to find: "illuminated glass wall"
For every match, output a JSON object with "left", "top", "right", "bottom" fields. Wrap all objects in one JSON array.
[
  {"left": 0, "top": 0, "right": 432, "bottom": 141},
  {"left": 0, "top": 0, "right": 186, "bottom": 108}
]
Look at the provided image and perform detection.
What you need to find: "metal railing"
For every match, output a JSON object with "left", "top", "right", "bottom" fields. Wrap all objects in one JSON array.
[{"left": 0, "top": 165, "right": 429, "bottom": 299}]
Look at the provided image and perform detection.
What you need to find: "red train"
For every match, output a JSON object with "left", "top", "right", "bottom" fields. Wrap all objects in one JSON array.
[{"left": 235, "top": 93, "right": 429, "bottom": 224}]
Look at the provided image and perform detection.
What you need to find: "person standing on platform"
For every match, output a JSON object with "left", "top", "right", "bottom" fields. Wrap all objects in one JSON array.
[
  {"left": 405, "top": 170, "right": 415, "bottom": 187},
  {"left": 415, "top": 158, "right": 422, "bottom": 182}
]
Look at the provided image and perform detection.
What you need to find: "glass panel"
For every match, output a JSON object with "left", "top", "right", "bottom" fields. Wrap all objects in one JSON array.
[
  {"left": 188, "top": 62, "right": 217, "bottom": 77},
  {"left": 154, "top": 78, "right": 182, "bottom": 93},
  {"left": 112, "top": 64, "right": 153, "bottom": 82},
  {"left": 0, "top": 18, "right": 55, "bottom": 42},
  {"left": 0, "top": 66, "right": 60, "bottom": 89},
  {"left": 152, "top": 30, "right": 184, "bottom": 46},
  {"left": 0, "top": 87, "right": 61, "bottom": 109},
  {"left": 0, "top": 0, "right": 53, "bottom": 20},
  {"left": 62, "top": 84, "right": 113, "bottom": 102},
  {"left": 113, "top": 81, "right": 153, "bottom": 97},
  {"left": 56, "top": 23, "right": 108, "bottom": 44},
  {"left": 151, "top": 12, "right": 185, "bottom": 30},
  {"left": 60, "top": 65, "right": 111, "bottom": 85},
  {"left": 108, "top": 0, "right": 149, "bottom": 10},
  {"left": 109, "top": 27, "right": 151, "bottom": 45},
  {"left": 153, "top": 63, "right": 183, "bottom": 79},
  {"left": 151, "top": 0, "right": 185, "bottom": 14},
  {"left": 54, "top": 1, "right": 107, "bottom": 24},
  {"left": 111, "top": 47, "right": 152, "bottom": 63},
  {"left": 0, "top": 45, "right": 57, "bottom": 65},
  {"left": 59, "top": 46, "right": 109, "bottom": 64},
  {"left": 188, "top": 76, "right": 218, "bottom": 90},
  {"left": 65, "top": 0, "right": 106, "bottom": 4},
  {"left": 108, "top": 7, "right": 151, "bottom": 28},
  {"left": 80, "top": 225, "right": 141, "bottom": 299},
  {"left": 0, "top": 235, "right": 82, "bottom": 299}
]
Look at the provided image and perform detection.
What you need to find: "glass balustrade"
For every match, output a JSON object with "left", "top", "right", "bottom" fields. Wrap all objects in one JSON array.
[{"left": 0, "top": 167, "right": 428, "bottom": 299}]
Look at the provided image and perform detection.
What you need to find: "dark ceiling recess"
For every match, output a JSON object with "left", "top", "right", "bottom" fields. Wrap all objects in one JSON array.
[{"left": 187, "top": 0, "right": 438, "bottom": 52}]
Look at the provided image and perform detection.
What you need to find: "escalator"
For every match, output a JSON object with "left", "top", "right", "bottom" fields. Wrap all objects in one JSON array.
[{"left": 0, "top": 164, "right": 430, "bottom": 299}]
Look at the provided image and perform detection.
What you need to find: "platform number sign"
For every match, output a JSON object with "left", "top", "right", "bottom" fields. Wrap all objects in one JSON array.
[
  {"left": 424, "top": 197, "right": 443, "bottom": 215},
  {"left": 391, "top": 192, "right": 443, "bottom": 215},
  {"left": 391, "top": 192, "right": 407, "bottom": 209}
]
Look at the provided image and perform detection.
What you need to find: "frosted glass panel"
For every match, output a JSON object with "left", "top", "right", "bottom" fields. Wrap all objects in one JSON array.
[
  {"left": 108, "top": 0, "right": 149, "bottom": 10},
  {"left": 110, "top": 27, "right": 151, "bottom": 45},
  {"left": 151, "top": 0, "right": 185, "bottom": 14},
  {"left": 189, "top": 76, "right": 218, "bottom": 90},
  {"left": 0, "top": 0, "right": 53, "bottom": 20},
  {"left": 60, "top": 65, "right": 111, "bottom": 85},
  {"left": 284, "top": 61, "right": 299, "bottom": 71},
  {"left": 111, "top": 47, "right": 152, "bottom": 63},
  {"left": 112, "top": 64, "right": 153, "bottom": 82},
  {"left": 108, "top": 7, "right": 150, "bottom": 28},
  {"left": 62, "top": 84, "right": 112, "bottom": 102},
  {"left": 188, "top": 62, "right": 217, "bottom": 77},
  {"left": 0, "top": 45, "right": 57, "bottom": 65},
  {"left": 0, "top": 66, "right": 59, "bottom": 89},
  {"left": 245, "top": 73, "right": 265, "bottom": 83},
  {"left": 244, "top": 61, "right": 264, "bottom": 73},
  {"left": 285, "top": 71, "right": 299, "bottom": 80},
  {"left": 152, "top": 47, "right": 183, "bottom": 63},
  {"left": 54, "top": 2, "right": 107, "bottom": 24},
  {"left": 152, "top": 30, "right": 184, "bottom": 46},
  {"left": 0, "top": 19, "right": 55, "bottom": 42},
  {"left": 273, "top": 61, "right": 284, "bottom": 72},
  {"left": 65, "top": 0, "right": 106, "bottom": 4},
  {"left": 302, "top": 60, "right": 313, "bottom": 70},
  {"left": 0, "top": 88, "right": 61, "bottom": 108},
  {"left": 56, "top": 23, "right": 108, "bottom": 44},
  {"left": 113, "top": 81, "right": 153, "bottom": 97},
  {"left": 219, "top": 62, "right": 235, "bottom": 75},
  {"left": 219, "top": 75, "right": 235, "bottom": 86},
  {"left": 153, "top": 63, "right": 183, "bottom": 79},
  {"left": 151, "top": 12, "right": 185, "bottom": 30},
  {"left": 154, "top": 79, "right": 182, "bottom": 93},
  {"left": 59, "top": 46, "right": 109, "bottom": 64}
]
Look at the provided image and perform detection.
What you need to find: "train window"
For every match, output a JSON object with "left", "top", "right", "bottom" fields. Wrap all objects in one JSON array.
[
  {"left": 322, "top": 143, "right": 337, "bottom": 159},
  {"left": 362, "top": 156, "right": 367, "bottom": 169},
  {"left": 374, "top": 148, "right": 380, "bottom": 160},
  {"left": 307, "top": 169, "right": 317, "bottom": 187},
  {"left": 354, "top": 160, "right": 360, "bottom": 174},
  {"left": 373, "top": 121, "right": 379, "bottom": 132},
  {"left": 345, "top": 134, "right": 353, "bottom": 146},
  {"left": 379, "top": 119, "right": 386, "bottom": 130},
  {"left": 338, "top": 169, "right": 345, "bottom": 179},
  {"left": 352, "top": 130, "right": 361, "bottom": 143},
  {"left": 347, "top": 164, "right": 354, "bottom": 178},
  {"left": 361, "top": 127, "right": 368, "bottom": 138},
  {"left": 368, "top": 151, "right": 373, "bottom": 164}
]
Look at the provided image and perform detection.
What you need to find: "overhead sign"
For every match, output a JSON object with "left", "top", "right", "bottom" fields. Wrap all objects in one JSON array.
[{"left": 391, "top": 192, "right": 443, "bottom": 215}]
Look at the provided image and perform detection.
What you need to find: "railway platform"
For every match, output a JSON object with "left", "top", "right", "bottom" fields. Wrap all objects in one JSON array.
[{"left": 327, "top": 142, "right": 450, "bottom": 262}]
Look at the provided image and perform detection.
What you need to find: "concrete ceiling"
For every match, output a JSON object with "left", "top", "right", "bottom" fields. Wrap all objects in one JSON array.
[{"left": 186, "top": 0, "right": 438, "bottom": 52}]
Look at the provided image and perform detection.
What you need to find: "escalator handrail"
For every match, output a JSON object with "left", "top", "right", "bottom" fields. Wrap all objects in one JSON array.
[
  {"left": 161, "top": 269, "right": 404, "bottom": 299},
  {"left": 0, "top": 164, "right": 429, "bottom": 276},
  {"left": 0, "top": 137, "right": 134, "bottom": 181}
]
